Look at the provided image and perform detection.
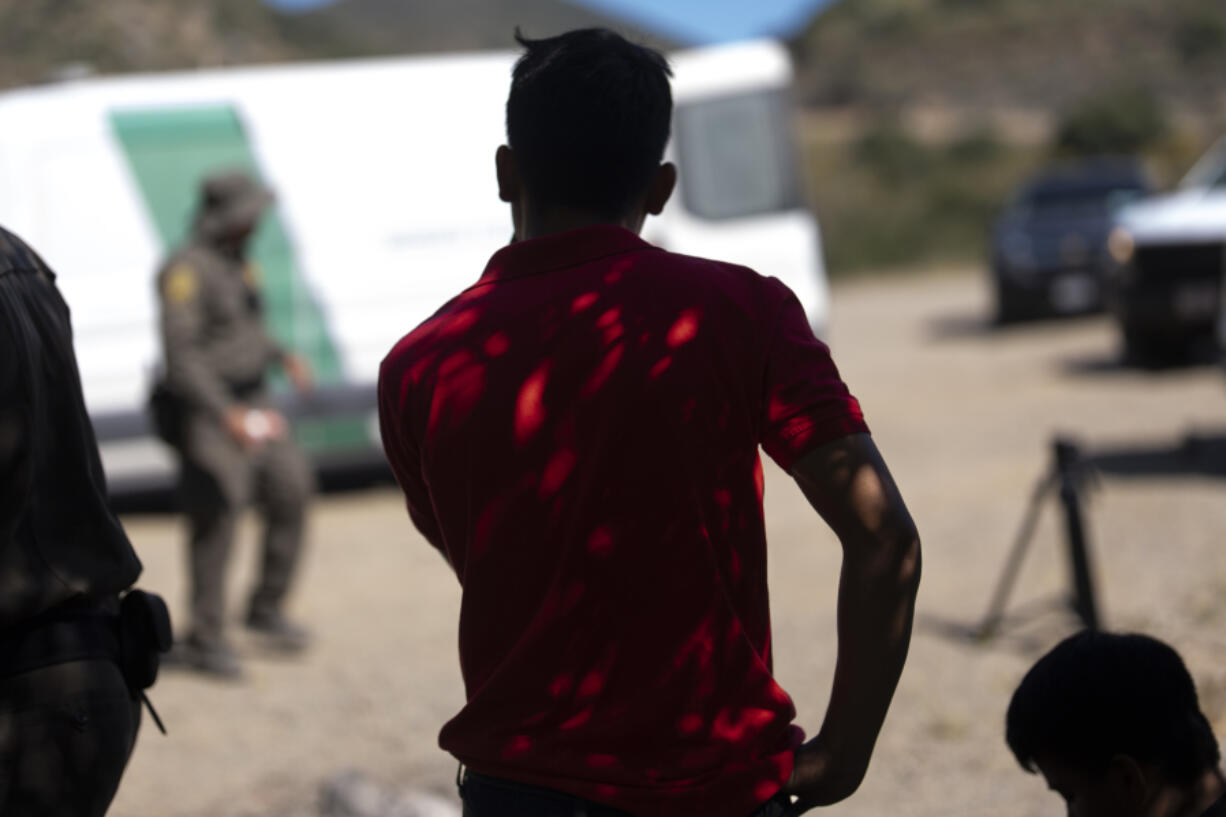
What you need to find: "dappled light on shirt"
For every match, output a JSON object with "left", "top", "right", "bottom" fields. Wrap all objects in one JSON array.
[
  {"left": 712, "top": 707, "right": 778, "bottom": 743},
  {"left": 587, "top": 527, "right": 615, "bottom": 558},
  {"left": 667, "top": 307, "right": 702, "bottom": 348},
  {"left": 539, "top": 447, "right": 577, "bottom": 498},
  {"left": 514, "top": 362, "right": 550, "bottom": 445},
  {"left": 438, "top": 307, "right": 479, "bottom": 337},
  {"left": 483, "top": 331, "right": 510, "bottom": 357},
  {"left": 571, "top": 291, "right": 599, "bottom": 314},
  {"left": 503, "top": 735, "right": 533, "bottom": 760},
  {"left": 376, "top": 224, "right": 868, "bottom": 817},
  {"left": 426, "top": 351, "right": 485, "bottom": 436}
]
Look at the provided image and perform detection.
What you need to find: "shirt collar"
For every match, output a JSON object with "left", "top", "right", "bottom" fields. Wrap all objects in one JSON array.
[{"left": 476, "top": 224, "right": 655, "bottom": 285}]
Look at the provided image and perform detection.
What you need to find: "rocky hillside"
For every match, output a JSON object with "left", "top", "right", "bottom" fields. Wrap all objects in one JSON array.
[
  {"left": 292, "top": 0, "right": 676, "bottom": 56},
  {"left": 8, "top": 0, "right": 1222, "bottom": 125},
  {"left": 792, "top": 0, "right": 1226, "bottom": 122},
  {"left": 0, "top": 1, "right": 318, "bottom": 86},
  {"left": 0, "top": 0, "right": 671, "bottom": 90}
]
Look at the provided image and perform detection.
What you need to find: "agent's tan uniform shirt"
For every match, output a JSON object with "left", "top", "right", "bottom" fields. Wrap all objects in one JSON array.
[{"left": 156, "top": 240, "right": 285, "bottom": 420}]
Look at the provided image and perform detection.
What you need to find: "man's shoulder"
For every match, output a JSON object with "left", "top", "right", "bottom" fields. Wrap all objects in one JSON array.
[
  {"left": 644, "top": 246, "right": 794, "bottom": 315},
  {"left": 648, "top": 245, "right": 757, "bottom": 277},
  {"left": 0, "top": 225, "right": 53, "bottom": 277},
  {"left": 378, "top": 301, "right": 457, "bottom": 384},
  {"left": 650, "top": 244, "right": 786, "bottom": 285}
]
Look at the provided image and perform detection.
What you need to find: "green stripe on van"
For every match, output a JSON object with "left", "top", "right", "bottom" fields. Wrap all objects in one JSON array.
[{"left": 110, "top": 104, "right": 368, "bottom": 452}]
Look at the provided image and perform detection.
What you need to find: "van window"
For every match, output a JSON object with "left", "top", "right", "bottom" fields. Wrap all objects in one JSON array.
[{"left": 673, "top": 89, "right": 801, "bottom": 221}]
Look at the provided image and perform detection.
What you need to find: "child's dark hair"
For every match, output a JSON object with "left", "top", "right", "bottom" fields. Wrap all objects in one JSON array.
[
  {"left": 1006, "top": 631, "right": 1220, "bottom": 785},
  {"left": 506, "top": 27, "right": 673, "bottom": 220}
]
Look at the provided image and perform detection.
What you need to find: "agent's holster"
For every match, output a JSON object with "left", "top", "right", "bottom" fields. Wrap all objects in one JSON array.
[
  {"left": 117, "top": 590, "right": 173, "bottom": 694},
  {"left": 0, "top": 591, "right": 173, "bottom": 732}
]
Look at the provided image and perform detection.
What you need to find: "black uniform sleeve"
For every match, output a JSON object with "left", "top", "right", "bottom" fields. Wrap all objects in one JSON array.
[{"left": 0, "top": 307, "right": 29, "bottom": 543}]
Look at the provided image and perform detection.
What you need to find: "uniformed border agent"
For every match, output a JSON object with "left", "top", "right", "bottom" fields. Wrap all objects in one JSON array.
[
  {"left": 1, "top": 224, "right": 170, "bottom": 815},
  {"left": 154, "top": 171, "right": 314, "bottom": 679}
]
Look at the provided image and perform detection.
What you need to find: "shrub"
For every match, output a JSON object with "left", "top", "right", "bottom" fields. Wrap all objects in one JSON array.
[
  {"left": 1055, "top": 85, "right": 1168, "bottom": 156},
  {"left": 947, "top": 127, "right": 1004, "bottom": 164},
  {"left": 1174, "top": 10, "right": 1226, "bottom": 64},
  {"left": 853, "top": 119, "right": 932, "bottom": 181}
]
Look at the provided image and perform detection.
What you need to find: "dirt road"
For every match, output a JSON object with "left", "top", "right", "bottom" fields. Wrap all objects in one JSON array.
[{"left": 109, "top": 269, "right": 1226, "bottom": 817}]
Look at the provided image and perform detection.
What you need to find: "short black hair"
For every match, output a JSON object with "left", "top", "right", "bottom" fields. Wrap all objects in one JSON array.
[
  {"left": 1006, "top": 631, "right": 1220, "bottom": 785},
  {"left": 506, "top": 28, "right": 673, "bottom": 219}
]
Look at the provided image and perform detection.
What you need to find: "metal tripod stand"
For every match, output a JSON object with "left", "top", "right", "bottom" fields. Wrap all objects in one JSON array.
[{"left": 977, "top": 437, "right": 1101, "bottom": 640}]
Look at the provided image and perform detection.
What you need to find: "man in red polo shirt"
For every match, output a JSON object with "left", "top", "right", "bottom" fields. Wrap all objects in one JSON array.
[{"left": 378, "top": 28, "right": 921, "bottom": 817}]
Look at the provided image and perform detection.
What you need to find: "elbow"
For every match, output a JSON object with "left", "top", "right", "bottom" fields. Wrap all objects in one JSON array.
[
  {"left": 894, "top": 526, "right": 922, "bottom": 595},
  {"left": 847, "top": 519, "right": 921, "bottom": 596}
]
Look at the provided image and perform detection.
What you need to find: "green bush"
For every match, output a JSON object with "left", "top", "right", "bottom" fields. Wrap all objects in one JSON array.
[
  {"left": 947, "top": 127, "right": 1005, "bottom": 164},
  {"left": 1173, "top": 10, "right": 1226, "bottom": 64},
  {"left": 822, "top": 58, "right": 867, "bottom": 106},
  {"left": 806, "top": 125, "right": 1045, "bottom": 275},
  {"left": 1055, "top": 85, "right": 1168, "bottom": 156},
  {"left": 853, "top": 119, "right": 932, "bottom": 181}
]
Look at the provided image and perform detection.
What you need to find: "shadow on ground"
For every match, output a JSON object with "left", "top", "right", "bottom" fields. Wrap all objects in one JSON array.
[
  {"left": 922, "top": 428, "right": 1226, "bottom": 652},
  {"left": 916, "top": 603, "right": 1079, "bottom": 657},
  {"left": 1060, "top": 344, "right": 1222, "bottom": 377},
  {"left": 925, "top": 310, "right": 1104, "bottom": 342},
  {"left": 1086, "top": 430, "right": 1226, "bottom": 480},
  {"left": 925, "top": 308, "right": 1222, "bottom": 375}
]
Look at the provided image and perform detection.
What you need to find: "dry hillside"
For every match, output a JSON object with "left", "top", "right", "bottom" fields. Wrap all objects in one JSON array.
[
  {"left": 0, "top": 0, "right": 671, "bottom": 90},
  {"left": 793, "top": 0, "right": 1226, "bottom": 123}
]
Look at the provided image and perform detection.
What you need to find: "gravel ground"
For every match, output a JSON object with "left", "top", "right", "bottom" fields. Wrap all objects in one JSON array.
[{"left": 108, "top": 269, "right": 1226, "bottom": 817}]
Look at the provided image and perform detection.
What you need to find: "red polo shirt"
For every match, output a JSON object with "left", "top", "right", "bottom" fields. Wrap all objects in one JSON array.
[{"left": 378, "top": 225, "right": 868, "bottom": 817}]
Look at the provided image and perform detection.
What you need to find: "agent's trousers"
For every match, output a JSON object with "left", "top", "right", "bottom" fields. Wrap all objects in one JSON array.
[
  {"left": 0, "top": 659, "right": 141, "bottom": 817},
  {"left": 177, "top": 414, "right": 314, "bottom": 646}
]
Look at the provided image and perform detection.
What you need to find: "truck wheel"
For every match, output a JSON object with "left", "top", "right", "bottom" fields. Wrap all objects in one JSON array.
[
  {"left": 1122, "top": 327, "right": 1159, "bottom": 366},
  {"left": 993, "top": 281, "right": 1025, "bottom": 325},
  {"left": 1123, "top": 327, "right": 1187, "bottom": 367}
]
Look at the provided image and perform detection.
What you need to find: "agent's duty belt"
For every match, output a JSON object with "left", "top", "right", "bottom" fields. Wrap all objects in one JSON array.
[
  {"left": 0, "top": 592, "right": 173, "bottom": 735},
  {"left": 0, "top": 599, "right": 120, "bottom": 680},
  {"left": 228, "top": 377, "right": 266, "bottom": 400}
]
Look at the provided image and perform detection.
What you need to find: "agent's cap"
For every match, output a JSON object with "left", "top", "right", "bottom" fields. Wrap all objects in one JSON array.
[{"left": 197, "top": 170, "right": 274, "bottom": 234}]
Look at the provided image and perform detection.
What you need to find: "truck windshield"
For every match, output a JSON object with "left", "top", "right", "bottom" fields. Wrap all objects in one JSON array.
[
  {"left": 1179, "top": 137, "right": 1226, "bottom": 190},
  {"left": 673, "top": 88, "right": 801, "bottom": 221},
  {"left": 1210, "top": 164, "right": 1226, "bottom": 189},
  {"left": 1020, "top": 179, "right": 1148, "bottom": 213}
]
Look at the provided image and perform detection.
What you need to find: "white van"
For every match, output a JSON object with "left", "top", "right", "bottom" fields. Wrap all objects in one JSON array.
[{"left": 0, "top": 39, "right": 830, "bottom": 494}]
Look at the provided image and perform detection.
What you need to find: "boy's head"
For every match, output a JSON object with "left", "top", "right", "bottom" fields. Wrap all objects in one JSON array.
[
  {"left": 498, "top": 28, "right": 675, "bottom": 233},
  {"left": 1006, "top": 631, "right": 1221, "bottom": 817}
]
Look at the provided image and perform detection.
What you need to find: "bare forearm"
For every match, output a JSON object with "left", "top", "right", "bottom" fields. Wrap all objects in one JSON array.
[
  {"left": 784, "top": 433, "right": 922, "bottom": 808},
  {"left": 789, "top": 533, "right": 921, "bottom": 806}
]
